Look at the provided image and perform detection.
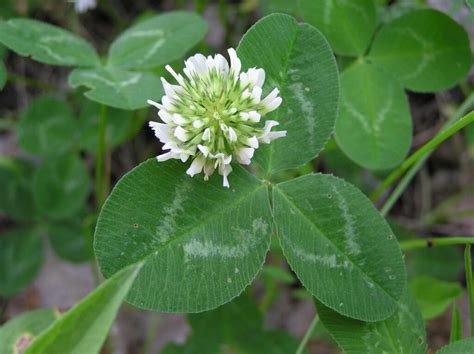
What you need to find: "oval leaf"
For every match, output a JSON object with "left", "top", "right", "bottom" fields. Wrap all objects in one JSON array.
[
  {"left": 0, "top": 228, "right": 44, "bottom": 297},
  {"left": 48, "top": 218, "right": 93, "bottom": 263},
  {"left": 33, "top": 154, "right": 90, "bottom": 220},
  {"left": 273, "top": 174, "right": 406, "bottom": 321},
  {"left": 24, "top": 263, "right": 142, "bottom": 354},
  {"left": 94, "top": 159, "right": 272, "bottom": 312},
  {"left": 369, "top": 9, "right": 472, "bottom": 92},
  {"left": 335, "top": 62, "right": 412, "bottom": 170},
  {"left": 17, "top": 96, "right": 77, "bottom": 157},
  {"left": 316, "top": 289, "right": 426, "bottom": 354},
  {"left": 69, "top": 66, "right": 164, "bottom": 110},
  {"left": 0, "top": 309, "right": 59, "bottom": 354},
  {"left": 300, "top": 0, "right": 376, "bottom": 56},
  {"left": 0, "top": 18, "right": 99, "bottom": 67},
  {"left": 237, "top": 14, "right": 339, "bottom": 175},
  {"left": 409, "top": 276, "right": 463, "bottom": 320},
  {"left": 108, "top": 11, "right": 207, "bottom": 69}
]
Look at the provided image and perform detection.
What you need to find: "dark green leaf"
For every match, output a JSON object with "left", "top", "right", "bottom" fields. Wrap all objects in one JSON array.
[
  {"left": 17, "top": 96, "right": 77, "bottom": 157},
  {"left": 0, "top": 18, "right": 99, "bottom": 66},
  {"left": 69, "top": 66, "right": 164, "bottom": 110},
  {"left": 237, "top": 14, "right": 339, "bottom": 175},
  {"left": 48, "top": 218, "right": 93, "bottom": 263},
  {"left": 0, "top": 309, "right": 59, "bottom": 354},
  {"left": 335, "top": 61, "right": 412, "bottom": 170},
  {"left": 33, "top": 154, "right": 90, "bottom": 220},
  {"left": 450, "top": 303, "right": 462, "bottom": 343},
  {"left": 95, "top": 159, "right": 272, "bottom": 312},
  {"left": 273, "top": 174, "right": 406, "bottom": 321},
  {"left": 25, "top": 263, "right": 142, "bottom": 354},
  {"left": 369, "top": 9, "right": 472, "bottom": 92},
  {"left": 300, "top": 0, "right": 377, "bottom": 56},
  {"left": 108, "top": 11, "right": 207, "bottom": 69},
  {"left": 409, "top": 276, "right": 463, "bottom": 320},
  {"left": 316, "top": 290, "right": 426, "bottom": 354},
  {"left": 0, "top": 61, "right": 6, "bottom": 90},
  {"left": 0, "top": 228, "right": 44, "bottom": 297}
]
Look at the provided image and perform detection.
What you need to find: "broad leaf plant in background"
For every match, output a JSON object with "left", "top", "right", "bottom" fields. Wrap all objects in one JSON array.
[{"left": 0, "top": 0, "right": 474, "bottom": 353}]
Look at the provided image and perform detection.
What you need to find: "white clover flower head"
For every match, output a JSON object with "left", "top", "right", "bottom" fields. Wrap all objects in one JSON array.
[{"left": 147, "top": 48, "right": 286, "bottom": 187}]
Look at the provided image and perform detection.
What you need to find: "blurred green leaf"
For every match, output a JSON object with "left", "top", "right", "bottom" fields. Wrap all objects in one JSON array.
[
  {"left": 24, "top": 263, "right": 142, "bottom": 354},
  {"left": 48, "top": 218, "right": 93, "bottom": 263},
  {"left": 0, "top": 309, "right": 59, "bottom": 354},
  {"left": 78, "top": 100, "right": 133, "bottom": 153},
  {"left": 273, "top": 174, "right": 406, "bottom": 321},
  {"left": 261, "top": 265, "right": 295, "bottom": 284},
  {"left": 300, "top": 0, "right": 376, "bottom": 56},
  {"left": 0, "top": 159, "right": 37, "bottom": 220},
  {"left": 316, "top": 289, "right": 426, "bottom": 354},
  {"left": 409, "top": 276, "right": 463, "bottom": 320},
  {"left": 162, "top": 294, "right": 302, "bottom": 354},
  {"left": 108, "top": 11, "right": 207, "bottom": 70},
  {"left": 17, "top": 96, "right": 77, "bottom": 157},
  {"left": 69, "top": 66, "right": 164, "bottom": 110},
  {"left": 260, "top": 0, "right": 300, "bottom": 16},
  {"left": 237, "top": 14, "right": 339, "bottom": 175},
  {"left": 0, "top": 227, "right": 44, "bottom": 297},
  {"left": 335, "top": 61, "right": 412, "bottom": 170},
  {"left": 369, "top": 9, "right": 472, "bottom": 92},
  {"left": 33, "top": 154, "right": 90, "bottom": 220},
  {"left": 0, "top": 18, "right": 100, "bottom": 67},
  {"left": 437, "top": 338, "right": 474, "bottom": 353},
  {"left": 94, "top": 159, "right": 272, "bottom": 313}
]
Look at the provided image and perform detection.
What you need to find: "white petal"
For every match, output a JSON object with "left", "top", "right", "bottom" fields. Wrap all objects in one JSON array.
[
  {"left": 240, "top": 112, "right": 250, "bottom": 121},
  {"left": 147, "top": 99, "right": 163, "bottom": 110},
  {"left": 214, "top": 54, "right": 229, "bottom": 75},
  {"left": 246, "top": 68, "right": 265, "bottom": 88},
  {"left": 236, "top": 147, "right": 254, "bottom": 165},
  {"left": 228, "top": 48, "right": 241, "bottom": 79},
  {"left": 239, "top": 72, "right": 250, "bottom": 88},
  {"left": 251, "top": 86, "right": 262, "bottom": 103},
  {"left": 172, "top": 113, "right": 187, "bottom": 125},
  {"left": 228, "top": 127, "right": 237, "bottom": 142},
  {"left": 161, "top": 77, "right": 183, "bottom": 97},
  {"left": 158, "top": 110, "right": 172, "bottom": 124},
  {"left": 162, "top": 96, "right": 175, "bottom": 111},
  {"left": 202, "top": 128, "right": 211, "bottom": 142},
  {"left": 157, "top": 151, "right": 177, "bottom": 161},
  {"left": 246, "top": 136, "right": 259, "bottom": 149},
  {"left": 264, "top": 97, "right": 282, "bottom": 113},
  {"left": 198, "top": 144, "right": 210, "bottom": 157},
  {"left": 218, "top": 163, "right": 232, "bottom": 188},
  {"left": 149, "top": 121, "right": 173, "bottom": 142},
  {"left": 261, "top": 88, "right": 281, "bottom": 112},
  {"left": 165, "top": 65, "right": 185, "bottom": 86},
  {"left": 186, "top": 156, "right": 206, "bottom": 177},
  {"left": 248, "top": 111, "right": 261, "bottom": 123},
  {"left": 193, "top": 119, "right": 204, "bottom": 129},
  {"left": 174, "top": 126, "right": 189, "bottom": 142}
]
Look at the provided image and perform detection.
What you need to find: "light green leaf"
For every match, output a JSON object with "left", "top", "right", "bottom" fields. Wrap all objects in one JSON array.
[
  {"left": 48, "top": 218, "right": 93, "bottom": 263},
  {"left": 273, "top": 174, "right": 406, "bottom": 321},
  {"left": 0, "top": 61, "right": 6, "bottom": 90},
  {"left": 0, "top": 228, "right": 44, "bottom": 297},
  {"left": 0, "top": 18, "right": 99, "bottom": 67},
  {"left": 108, "top": 11, "right": 207, "bottom": 69},
  {"left": 94, "top": 159, "right": 272, "bottom": 312},
  {"left": 316, "top": 289, "right": 426, "bottom": 354},
  {"left": 260, "top": 0, "right": 300, "bottom": 16},
  {"left": 69, "top": 66, "right": 164, "bottom": 110},
  {"left": 162, "top": 294, "right": 301, "bottom": 354},
  {"left": 369, "top": 9, "right": 472, "bottom": 92},
  {"left": 237, "top": 14, "right": 339, "bottom": 175},
  {"left": 437, "top": 338, "right": 474, "bottom": 353},
  {"left": 300, "top": 0, "right": 377, "bottom": 56},
  {"left": 0, "top": 159, "right": 37, "bottom": 220},
  {"left": 78, "top": 100, "right": 133, "bottom": 153},
  {"left": 468, "top": 0, "right": 474, "bottom": 10},
  {"left": 33, "top": 154, "right": 90, "bottom": 220},
  {"left": 335, "top": 61, "right": 412, "bottom": 170},
  {"left": 0, "top": 309, "right": 59, "bottom": 354},
  {"left": 24, "top": 263, "right": 142, "bottom": 354},
  {"left": 409, "top": 276, "right": 463, "bottom": 320},
  {"left": 17, "top": 96, "right": 77, "bottom": 157}
]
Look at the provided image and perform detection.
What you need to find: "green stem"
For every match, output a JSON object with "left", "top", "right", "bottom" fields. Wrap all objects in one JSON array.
[
  {"left": 400, "top": 237, "right": 474, "bottom": 251},
  {"left": 465, "top": 244, "right": 474, "bottom": 337},
  {"left": 296, "top": 314, "right": 319, "bottom": 354},
  {"left": 371, "top": 110, "right": 474, "bottom": 202},
  {"left": 373, "top": 92, "right": 474, "bottom": 215},
  {"left": 95, "top": 105, "right": 108, "bottom": 209}
]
